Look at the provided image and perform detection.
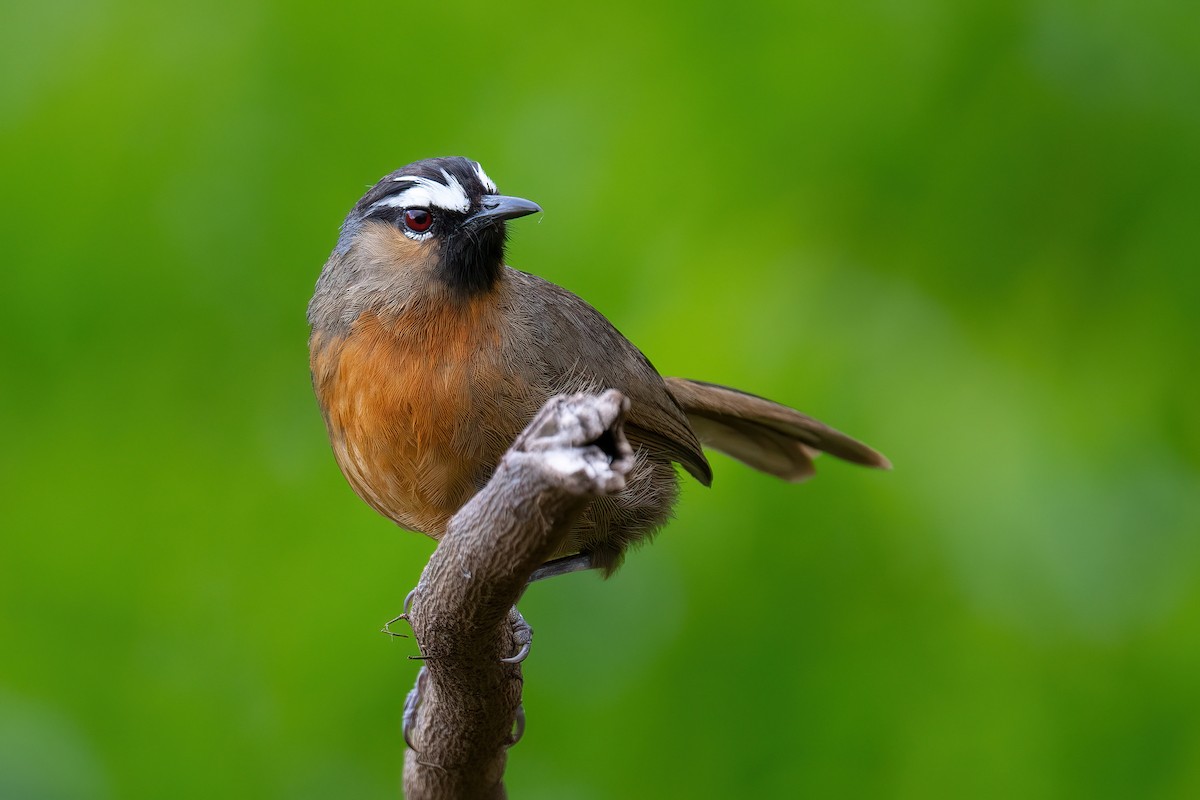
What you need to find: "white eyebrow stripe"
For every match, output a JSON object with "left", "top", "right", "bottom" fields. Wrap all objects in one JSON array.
[
  {"left": 372, "top": 170, "right": 470, "bottom": 212},
  {"left": 473, "top": 162, "right": 498, "bottom": 194}
]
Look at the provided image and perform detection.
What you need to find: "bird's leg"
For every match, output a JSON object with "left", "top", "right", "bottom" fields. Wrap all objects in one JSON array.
[
  {"left": 502, "top": 553, "right": 597, "bottom": 663},
  {"left": 527, "top": 552, "right": 596, "bottom": 583},
  {"left": 392, "top": 553, "right": 596, "bottom": 750}
]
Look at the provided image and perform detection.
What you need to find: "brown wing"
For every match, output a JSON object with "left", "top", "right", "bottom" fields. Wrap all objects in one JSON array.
[{"left": 503, "top": 269, "right": 713, "bottom": 486}]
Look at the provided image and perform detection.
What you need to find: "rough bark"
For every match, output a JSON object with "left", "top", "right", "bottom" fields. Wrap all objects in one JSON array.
[{"left": 402, "top": 390, "right": 634, "bottom": 799}]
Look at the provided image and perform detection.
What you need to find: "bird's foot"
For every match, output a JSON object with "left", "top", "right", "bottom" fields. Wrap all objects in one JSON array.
[
  {"left": 501, "top": 605, "right": 533, "bottom": 664},
  {"left": 390, "top": 588, "right": 530, "bottom": 664},
  {"left": 403, "top": 666, "right": 526, "bottom": 750}
]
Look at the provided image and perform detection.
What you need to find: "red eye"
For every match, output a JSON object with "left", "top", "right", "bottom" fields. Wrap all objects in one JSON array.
[{"left": 403, "top": 209, "right": 433, "bottom": 233}]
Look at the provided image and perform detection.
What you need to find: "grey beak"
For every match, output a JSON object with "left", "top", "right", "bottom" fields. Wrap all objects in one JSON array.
[{"left": 470, "top": 194, "right": 542, "bottom": 224}]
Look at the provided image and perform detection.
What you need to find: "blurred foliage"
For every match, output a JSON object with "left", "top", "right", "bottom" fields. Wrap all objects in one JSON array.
[{"left": 2, "top": 0, "right": 1199, "bottom": 797}]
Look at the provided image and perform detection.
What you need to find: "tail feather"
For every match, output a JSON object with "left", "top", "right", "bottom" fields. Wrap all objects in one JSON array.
[{"left": 665, "top": 378, "right": 891, "bottom": 483}]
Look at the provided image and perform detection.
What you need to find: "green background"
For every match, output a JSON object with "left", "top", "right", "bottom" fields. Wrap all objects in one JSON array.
[{"left": 3, "top": 1, "right": 1198, "bottom": 797}]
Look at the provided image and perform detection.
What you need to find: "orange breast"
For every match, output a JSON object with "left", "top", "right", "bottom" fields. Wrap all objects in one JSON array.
[{"left": 311, "top": 299, "right": 529, "bottom": 537}]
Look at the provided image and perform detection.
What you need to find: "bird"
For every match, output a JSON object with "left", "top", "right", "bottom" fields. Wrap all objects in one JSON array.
[{"left": 308, "top": 156, "right": 889, "bottom": 578}]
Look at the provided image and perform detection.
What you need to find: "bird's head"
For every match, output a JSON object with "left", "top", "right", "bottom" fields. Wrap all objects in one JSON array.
[{"left": 334, "top": 156, "right": 540, "bottom": 297}]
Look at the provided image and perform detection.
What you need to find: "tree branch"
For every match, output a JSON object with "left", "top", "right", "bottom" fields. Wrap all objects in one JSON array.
[{"left": 402, "top": 390, "right": 634, "bottom": 799}]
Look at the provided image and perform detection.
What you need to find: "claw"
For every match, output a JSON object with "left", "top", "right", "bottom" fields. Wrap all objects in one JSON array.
[
  {"left": 508, "top": 703, "right": 526, "bottom": 746},
  {"left": 500, "top": 641, "right": 531, "bottom": 664},
  {"left": 402, "top": 666, "right": 429, "bottom": 751},
  {"left": 404, "top": 587, "right": 417, "bottom": 616}
]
